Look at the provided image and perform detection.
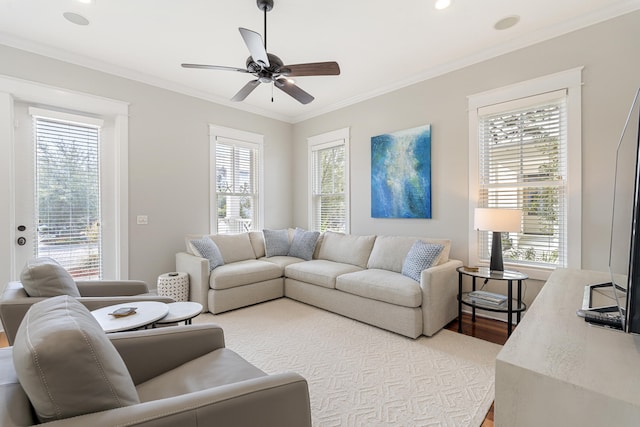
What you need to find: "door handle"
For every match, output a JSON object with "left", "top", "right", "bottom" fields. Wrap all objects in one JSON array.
[{"left": 17, "top": 237, "right": 26, "bottom": 246}]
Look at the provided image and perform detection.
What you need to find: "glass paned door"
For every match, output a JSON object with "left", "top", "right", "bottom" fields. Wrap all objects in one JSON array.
[{"left": 13, "top": 106, "right": 103, "bottom": 279}]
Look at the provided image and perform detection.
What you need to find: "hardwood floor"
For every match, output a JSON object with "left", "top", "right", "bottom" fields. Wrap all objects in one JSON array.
[
  {"left": 0, "top": 312, "right": 508, "bottom": 426},
  {"left": 446, "top": 313, "right": 510, "bottom": 427}
]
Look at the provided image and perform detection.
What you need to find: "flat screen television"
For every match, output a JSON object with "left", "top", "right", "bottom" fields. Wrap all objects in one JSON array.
[{"left": 587, "top": 87, "right": 640, "bottom": 333}]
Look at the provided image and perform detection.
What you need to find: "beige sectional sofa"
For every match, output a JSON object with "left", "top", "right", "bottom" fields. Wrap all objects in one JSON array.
[{"left": 176, "top": 230, "right": 462, "bottom": 338}]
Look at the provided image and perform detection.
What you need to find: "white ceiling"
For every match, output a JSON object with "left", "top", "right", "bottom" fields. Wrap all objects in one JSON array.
[{"left": 0, "top": 0, "right": 639, "bottom": 123}]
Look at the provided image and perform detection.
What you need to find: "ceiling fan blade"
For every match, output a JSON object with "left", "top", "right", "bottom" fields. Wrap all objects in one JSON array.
[
  {"left": 239, "top": 27, "right": 270, "bottom": 67},
  {"left": 182, "top": 63, "right": 249, "bottom": 73},
  {"left": 275, "top": 78, "right": 314, "bottom": 105},
  {"left": 280, "top": 62, "right": 340, "bottom": 77},
  {"left": 231, "top": 80, "right": 261, "bottom": 102}
]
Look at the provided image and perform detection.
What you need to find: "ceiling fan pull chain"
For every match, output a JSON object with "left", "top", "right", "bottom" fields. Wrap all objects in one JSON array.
[{"left": 271, "top": 83, "right": 274, "bottom": 102}]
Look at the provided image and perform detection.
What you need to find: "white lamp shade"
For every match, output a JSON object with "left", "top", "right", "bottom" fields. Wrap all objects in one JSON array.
[{"left": 474, "top": 208, "right": 522, "bottom": 232}]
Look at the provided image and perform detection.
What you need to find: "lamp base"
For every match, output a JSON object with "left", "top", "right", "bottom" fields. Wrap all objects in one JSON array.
[{"left": 490, "top": 231, "right": 504, "bottom": 271}]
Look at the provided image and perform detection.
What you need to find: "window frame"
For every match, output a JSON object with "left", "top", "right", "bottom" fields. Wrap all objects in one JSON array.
[
  {"left": 307, "top": 127, "right": 350, "bottom": 233},
  {"left": 468, "top": 68, "right": 583, "bottom": 280},
  {"left": 209, "top": 125, "right": 264, "bottom": 234}
]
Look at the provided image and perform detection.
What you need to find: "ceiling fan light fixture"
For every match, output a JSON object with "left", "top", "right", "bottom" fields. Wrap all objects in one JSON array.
[{"left": 434, "top": 0, "right": 452, "bottom": 10}]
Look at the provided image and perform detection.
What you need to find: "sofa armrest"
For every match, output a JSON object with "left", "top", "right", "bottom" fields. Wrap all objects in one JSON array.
[
  {"left": 75, "top": 280, "right": 149, "bottom": 296},
  {"left": 176, "top": 251, "right": 210, "bottom": 311},
  {"left": 109, "top": 324, "right": 226, "bottom": 384},
  {"left": 420, "top": 259, "right": 463, "bottom": 336},
  {"left": 40, "top": 372, "right": 311, "bottom": 427}
]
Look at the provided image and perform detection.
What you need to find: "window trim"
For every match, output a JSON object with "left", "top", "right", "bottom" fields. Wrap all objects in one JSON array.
[
  {"left": 209, "top": 125, "right": 264, "bottom": 234},
  {"left": 307, "top": 127, "right": 350, "bottom": 233},
  {"left": 0, "top": 74, "right": 129, "bottom": 281},
  {"left": 468, "top": 67, "right": 583, "bottom": 280}
]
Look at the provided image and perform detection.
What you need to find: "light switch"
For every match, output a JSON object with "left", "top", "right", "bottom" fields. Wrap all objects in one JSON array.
[{"left": 137, "top": 215, "right": 148, "bottom": 225}]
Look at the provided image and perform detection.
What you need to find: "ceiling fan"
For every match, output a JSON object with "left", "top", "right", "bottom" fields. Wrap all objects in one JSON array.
[{"left": 182, "top": 0, "right": 340, "bottom": 105}]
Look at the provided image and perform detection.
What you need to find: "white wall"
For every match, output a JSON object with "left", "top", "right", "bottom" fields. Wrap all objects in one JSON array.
[
  {"left": 291, "top": 11, "right": 640, "bottom": 310},
  {"left": 0, "top": 45, "right": 293, "bottom": 288}
]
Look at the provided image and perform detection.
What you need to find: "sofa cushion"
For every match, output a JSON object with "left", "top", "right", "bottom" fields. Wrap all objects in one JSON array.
[
  {"left": 136, "top": 348, "right": 266, "bottom": 402},
  {"left": 263, "top": 229, "right": 290, "bottom": 257},
  {"left": 285, "top": 260, "right": 362, "bottom": 289},
  {"left": 20, "top": 257, "right": 80, "bottom": 298},
  {"left": 248, "top": 231, "right": 266, "bottom": 258},
  {"left": 209, "top": 233, "right": 256, "bottom": 264},
  {"left": 288, "top": 228, "right": 320, "bottom": 261},
  {"left": 401, "top": 241, "right": 444, "bottom": 282},
  {"left": 12, "top": 296, "right": 139, "bottom": 423},
  {"left": 367, "top": 236, "right": 451, "bottom": 272},
  {"left": 210, "top": 260, "right": 283, "bottom": 290},
  {"left": 336, "top": 269, "right": 422, "bottom": 308},
  {"left": 317, "top": 231, "right": 376, "bottom": 268},
  {"left": 190, "top": 237, "right": 224, "bottom": 272},
  {"left": 260, "top": 255, "right": 305, "bottom": 269}
]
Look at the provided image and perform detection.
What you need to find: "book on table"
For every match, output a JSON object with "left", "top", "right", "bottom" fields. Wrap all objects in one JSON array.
[{"left": 468, "top": 290, "right": 508, "bottom": 306}]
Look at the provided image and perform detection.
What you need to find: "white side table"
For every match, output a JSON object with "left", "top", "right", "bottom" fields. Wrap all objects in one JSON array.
[
  {"left": 91, "top": 301, "right": 169, "bottom": 333},
  {"left": 155, "top": 301, "right": 203, "bottom": 325},
  {"left": 157, "top": 272, "right": 189, "bottom": 302}
]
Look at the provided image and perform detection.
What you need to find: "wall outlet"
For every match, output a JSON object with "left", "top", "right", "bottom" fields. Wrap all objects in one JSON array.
[{"left": 136, "top": 215, "right": 148, "bottom": 225}]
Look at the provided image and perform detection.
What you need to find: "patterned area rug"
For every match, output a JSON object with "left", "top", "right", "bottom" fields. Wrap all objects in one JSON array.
[{"left": 193, "top": 298, "right": 501, "bottom": 427}]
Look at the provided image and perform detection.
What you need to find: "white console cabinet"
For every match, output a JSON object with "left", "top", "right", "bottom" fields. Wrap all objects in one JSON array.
[{"left": 495, "top": 268, "right": 640, "bottom": 426}]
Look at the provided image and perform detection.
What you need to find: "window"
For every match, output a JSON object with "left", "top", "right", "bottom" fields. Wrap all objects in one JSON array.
[
  {"left": 308, "top": 128, "right": 350, "bottom": 233},
  {"left": 468, "top": 68, "right": 582, "bottom": 279},
  {"left": 31, "top": 111, "right": 103, "bottom": 278},
  {"left": 210, "top": 125, "right": 263, "bottom": 234}
]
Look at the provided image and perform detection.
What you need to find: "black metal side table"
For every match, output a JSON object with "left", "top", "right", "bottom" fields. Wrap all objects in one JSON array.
[{"left": 457, "top": 266, "right": 528, "bottom": 337}]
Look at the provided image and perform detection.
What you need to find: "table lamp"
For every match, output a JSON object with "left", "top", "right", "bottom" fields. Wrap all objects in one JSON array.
[{"left": 474, "top": 208, "right": 523, "bottom": 271}]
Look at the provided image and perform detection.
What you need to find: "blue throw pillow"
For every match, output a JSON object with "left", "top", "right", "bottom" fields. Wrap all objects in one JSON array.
[
  {"left": 190, "top": 237, "right": 224, "bottom": 272},
  {"left": 288, "top": 228, "right": 320, "bottom": 261},
  {"left": 401, "top": 241, "right": 444, "bottom": 282},
  {"left": 263, "top": 229, "right": 290, "bottom": 257}
]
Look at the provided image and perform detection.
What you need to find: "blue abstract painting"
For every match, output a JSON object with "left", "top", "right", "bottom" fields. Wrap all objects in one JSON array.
[{"left": 371, "top": 125, "right": 432, "bottom": 218}]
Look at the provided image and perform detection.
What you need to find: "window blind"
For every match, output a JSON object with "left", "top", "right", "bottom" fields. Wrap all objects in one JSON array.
[
  {"left": 311, "top": 142, "right": 346, "bottom": 232},
  {"left": 478, "top": 94, "right": 567, "bottom": 267},
  {"left": 215, "top": 138, "right": 259, "bottom": 234},
  {"left": 33, "top": 116, "right": 102, "bottom": 279}
]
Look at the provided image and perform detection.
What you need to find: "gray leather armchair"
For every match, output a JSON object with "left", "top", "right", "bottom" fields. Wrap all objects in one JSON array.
[
  {"left": 0, "top": 280, "right": 174, "bottom": 345},
  {"left": 0, "top": 323, "right": 312, "bottom": 426}
]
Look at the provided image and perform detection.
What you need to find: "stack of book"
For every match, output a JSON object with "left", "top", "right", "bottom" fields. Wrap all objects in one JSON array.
[{"left": 468, "top": 290, "right": 508, "bottom": 307}]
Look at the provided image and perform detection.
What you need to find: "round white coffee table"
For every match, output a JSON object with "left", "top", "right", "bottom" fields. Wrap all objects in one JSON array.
[
  {"left": 155, "top": 301, "right": 203, "bottom": 325},
  {"left": 91, "top": 301, "right": 169, "bottom": 333}
]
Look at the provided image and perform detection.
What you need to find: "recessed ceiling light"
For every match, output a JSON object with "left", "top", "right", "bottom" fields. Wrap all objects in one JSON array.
[
  {"left": 434, "top": 0, "right": 452, "bottom": 10},
  {"left": 63, "top": 12, "right": 90, "bottom": 26},
  {"left": 76, "top": 0, "right": 95, "bottom": 4},
  {"left": 494, "top": 15, "right": 520, "bottom": 30}
]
